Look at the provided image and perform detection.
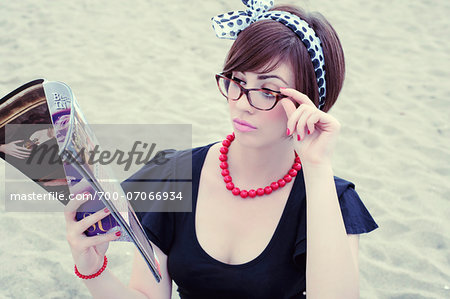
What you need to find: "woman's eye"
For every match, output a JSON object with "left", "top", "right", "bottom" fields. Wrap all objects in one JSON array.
[
  {"left": 261, "top": 91, "right": 276, "bottom": 99},
  {"left": 232, "top": 77, "right": 246, "bottom": 85}
]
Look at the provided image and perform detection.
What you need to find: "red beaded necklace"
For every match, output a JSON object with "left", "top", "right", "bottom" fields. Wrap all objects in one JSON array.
[{"left": 219, "top": 133, "right": 302, "bottom": 198}]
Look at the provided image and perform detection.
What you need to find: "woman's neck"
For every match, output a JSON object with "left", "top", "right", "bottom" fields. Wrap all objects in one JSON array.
[{"left": 224, "top": 138, "right": 295, "bottom": 188}]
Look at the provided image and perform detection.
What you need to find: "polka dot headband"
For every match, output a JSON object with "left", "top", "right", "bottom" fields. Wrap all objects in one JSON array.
[{"left": 211, "top": 0, "right": 327, "bottom": 110}]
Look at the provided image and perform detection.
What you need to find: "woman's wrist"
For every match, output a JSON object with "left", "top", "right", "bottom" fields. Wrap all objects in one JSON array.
[
  {"left": 301, "top": 160, "right": 335, "bottom": 189},
  {"left": 300, "top": 158, "right": 333, "bottom": 170},
  {"left": 75, "top": 256, "right": 108, "bottom": 279}
]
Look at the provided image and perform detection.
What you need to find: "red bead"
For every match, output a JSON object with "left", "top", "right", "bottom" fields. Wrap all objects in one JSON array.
[
  {"left": 270, "top": 182, "right": 279, "bottom": 190},
  {"left": 221, "top": 169, "right": 229, "bottom": 176},
  {"left": 278, "top": 179, "right": 286, "bottom": 187},
  {"left": 295, "top": 156, "right": 301, "bottom": 163},
  {"left": 248, "top": 189, "right": 256, "bottom": 198},
  {"left": 232, "top": 187, "right": 240, "bottom": 195},
  {"left": 227, "top": 134, "right": 235, "bottom": 141},
  {"left": 222, "top": 139, "right": 231, "bottom": 147},
  {"left": 284, "top": 174, "right": 292, "bottom": 182},
  {"left": 226, "top": 182, "right": 235, "bottom": 190},
  {"left": 289, "top": 169, "right": 297, "bottom": 177},
  {"left": 292, "top": 163, "right": 302, "bottom": 171},
  {"left": 264, "top": 186, "right": 273, "bottom": 194},
  {"left": 219, "top": 154, "right": 228, "bottom": 162},
  {"left": 256, "top": 188, "right": 265, "bottom": 196},
  {"left": 240, "top": 190, "right": 248, "bottom": 198},
  {"left": 220, "top": 162, "right": 228, "bottom": 169},
  {"left": 220, "top": 146, "right": 229, "bottom": 154},
  {"left": 224, "top": 175, "right": 232, "bottom": 183}
]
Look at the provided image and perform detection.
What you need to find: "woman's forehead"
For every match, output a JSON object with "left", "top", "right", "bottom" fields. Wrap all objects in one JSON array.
[{"left": 234, "top": 61, "right": 294, "bottom": 84}]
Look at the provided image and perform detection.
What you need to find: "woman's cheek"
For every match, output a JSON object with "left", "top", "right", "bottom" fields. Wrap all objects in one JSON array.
[{"left": 263, "top": 107, "right": 289, "bottom": 135}]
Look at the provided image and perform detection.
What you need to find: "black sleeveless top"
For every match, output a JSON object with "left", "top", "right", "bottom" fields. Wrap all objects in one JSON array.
[{"left": 121, "top": 143, "right": 378, "bottom": 299}]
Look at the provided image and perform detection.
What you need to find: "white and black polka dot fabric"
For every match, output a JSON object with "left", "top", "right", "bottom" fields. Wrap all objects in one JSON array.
[{"left": 212, "top": 0, "right": 327, "bottom": 110}]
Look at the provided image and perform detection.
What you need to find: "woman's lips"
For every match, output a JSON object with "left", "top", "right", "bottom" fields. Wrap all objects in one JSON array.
[{"left": 233, "top": 118, "right": 257, "bottom": 132}]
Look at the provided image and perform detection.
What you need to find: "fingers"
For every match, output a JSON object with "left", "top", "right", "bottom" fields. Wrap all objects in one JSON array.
[
  {"left": 63, "top": 181, "right": 99, "bottom": 228},
  {"left": 11, "top": 140, "right": 24, "bottom": 144},
  {"left": 15, "top": 147, "right": 31, "bottom": 154},
  {"left": 63, "top": 188, "right": 120, "bottom": 269},
  {"left": 280, "top": 87, "right": 321, "bottom": 139},
  {"left": 296, "top": 109, "right": 321, "bottom": 140},
  {"left": 280, "top": 87, "right": 316, "bottom": 107},
  {"left": 287, "top": 104, "right": 323, "bottom": 140},
  {"left": 280, "top": 98, "right": 297, "bottom": 120},
  {"left": 83, "top": 231, "right": 121, "bottom": 248},
  {"left": 64, "top": 192, "right": 92, "bottom": 222},
  {"left": 67, "top": 229, "right": 119, "bottom": 252},
  {"left": 77, "top": 206, "right": 112, "bottom": 234},
  {"left": 295, "top": 107, "right": 312, "bottom": 140},
  {"left": 13, "top": 146, "right": 31, "bottom": 157},
  {"left": 10, "top": 151, "right": 30, "bottom": 159},
  {"left": 306, "top": 113, "right": 321, "bottom": 136},
  {"left": 65, "top": 203, "right": 119, "bottom": 250}
]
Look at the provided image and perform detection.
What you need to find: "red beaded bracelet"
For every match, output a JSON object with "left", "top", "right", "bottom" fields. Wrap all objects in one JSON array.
[{"left": 74, "top": 256, "right": 108, "bottom": 279}]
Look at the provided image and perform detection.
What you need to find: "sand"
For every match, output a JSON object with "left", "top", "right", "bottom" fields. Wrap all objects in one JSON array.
[{"left": 1, "top": 0, "right": 449, "bottom": 298}]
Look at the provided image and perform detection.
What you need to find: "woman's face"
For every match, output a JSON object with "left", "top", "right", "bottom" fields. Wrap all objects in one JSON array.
[{"left": 228, "top": 60, "right": 295, "bottom": 148}]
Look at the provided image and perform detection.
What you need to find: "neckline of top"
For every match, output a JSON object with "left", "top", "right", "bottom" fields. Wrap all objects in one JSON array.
[{"left": 190, "top": 142, "right": 303, "bottom": 269}]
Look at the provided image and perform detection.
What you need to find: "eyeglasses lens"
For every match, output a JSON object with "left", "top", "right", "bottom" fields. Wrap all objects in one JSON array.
[{"left": 218, "top": 77, "right": 277, "bottom": 110}]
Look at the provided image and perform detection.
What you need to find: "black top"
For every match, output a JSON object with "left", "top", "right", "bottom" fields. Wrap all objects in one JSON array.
[{"left": 121, "top": 143, "right": 378, "bottom": 299}]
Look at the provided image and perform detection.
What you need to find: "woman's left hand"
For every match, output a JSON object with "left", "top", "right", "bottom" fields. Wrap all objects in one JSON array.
[{"left": 280, "top": 88, "right": 341, "bottom": 166}]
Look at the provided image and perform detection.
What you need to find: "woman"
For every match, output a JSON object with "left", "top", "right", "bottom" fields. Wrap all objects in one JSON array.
[{"left": 64, "top": 1, "right": 378, "bottom": 298}]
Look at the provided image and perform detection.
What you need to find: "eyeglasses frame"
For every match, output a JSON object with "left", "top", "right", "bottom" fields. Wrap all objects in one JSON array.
[{"left": 215, "top": 73, "right": 288, "bottom": 111}]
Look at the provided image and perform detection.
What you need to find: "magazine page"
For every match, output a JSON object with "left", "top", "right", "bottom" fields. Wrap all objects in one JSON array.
[{"left": 0, "top": 79, "right": 71, "bottom": 204}]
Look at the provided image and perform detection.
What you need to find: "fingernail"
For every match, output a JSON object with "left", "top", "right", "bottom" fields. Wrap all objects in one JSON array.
[
  {"left": 308, "top": 130, "right": 311, "bottom": 135},
  {"left": 280, "top": 87, "right": 286, "bottom": 90},
  {"left": 286, "top": 128, "right": 290, "bottom": 136},
  {"left": 297, "top": 134, "right": 301, "bottom": 141},
  {"left": 115, "top": 231, "right": 121, "bottom": 237},
  {"left": 104, "top": 207, "right": 109, "bottom": 213}
]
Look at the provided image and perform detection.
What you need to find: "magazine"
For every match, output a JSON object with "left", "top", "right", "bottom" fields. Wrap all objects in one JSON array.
[{"left": 0, "top": 79, "right": 162, "bottom": 282}]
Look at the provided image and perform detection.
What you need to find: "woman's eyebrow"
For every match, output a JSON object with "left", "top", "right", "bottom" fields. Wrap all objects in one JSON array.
[{"left": 257, "top": 74, "right": 288, "bottom": 85}]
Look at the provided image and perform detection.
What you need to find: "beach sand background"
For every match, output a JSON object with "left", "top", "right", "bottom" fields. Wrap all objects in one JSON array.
[{"left": 0, "top": 0, "right": 449, "bottom": 298}]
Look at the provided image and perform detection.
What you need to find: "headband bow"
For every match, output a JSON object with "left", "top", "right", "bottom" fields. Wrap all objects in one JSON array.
[
  {"left": 211, "top": 0, "right": 274, "bottom": 39},
  {"left": 211, "top": 0, "right": 327, "bottom": 110}
]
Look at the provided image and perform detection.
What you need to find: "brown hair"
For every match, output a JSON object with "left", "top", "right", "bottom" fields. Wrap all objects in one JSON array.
[{"left": 222, "top": 5, "right": 345, "bottom": 112}]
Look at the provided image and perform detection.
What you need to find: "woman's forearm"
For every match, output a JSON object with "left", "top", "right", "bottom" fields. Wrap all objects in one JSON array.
[
  {"left": 302, "top": 162, "right": 359, "bottom": 299},
  {"left": 82, "top": 268, "right": 149, "bottom": 299}
]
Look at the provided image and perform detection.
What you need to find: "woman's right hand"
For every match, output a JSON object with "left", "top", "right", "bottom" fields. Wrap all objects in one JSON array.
[{"left": 64, "top": 192, "right": 121, "bottom": 275}]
